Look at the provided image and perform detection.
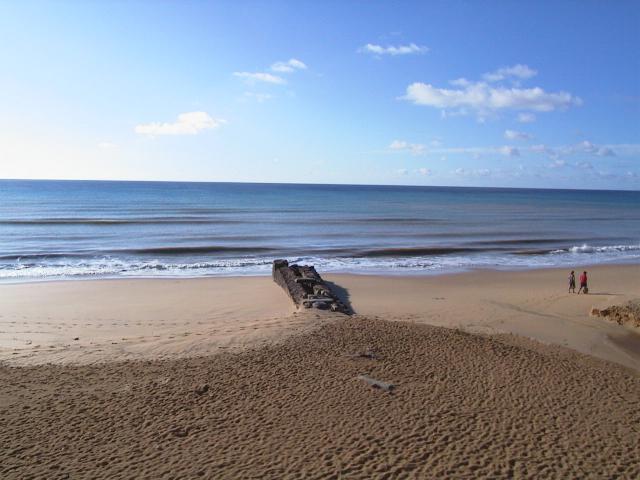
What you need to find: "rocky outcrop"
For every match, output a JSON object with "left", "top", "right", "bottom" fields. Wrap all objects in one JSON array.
[{"left": 590, "top": 301, "right": 640, "bottom": 329}]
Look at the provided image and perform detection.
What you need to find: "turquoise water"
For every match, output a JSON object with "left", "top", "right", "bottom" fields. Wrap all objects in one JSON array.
[{"left": 0, "top": 180, "right": 638, "bottom": 281}]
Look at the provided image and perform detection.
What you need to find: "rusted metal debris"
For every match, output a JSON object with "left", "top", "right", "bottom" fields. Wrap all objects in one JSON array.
[{"left": 272, "top": 259, "right": 350, "bottom": 314}]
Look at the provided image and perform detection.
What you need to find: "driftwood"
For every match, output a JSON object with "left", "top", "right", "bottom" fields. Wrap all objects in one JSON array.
[
  {"left": 272, "top": 259, "right": 349, "bottom": 314},
  {"left": 346, "top": 351, "right": 379, "bottom": 360},
  {"left": 357, "top": 375, "right": 395, "bottom": 392}
]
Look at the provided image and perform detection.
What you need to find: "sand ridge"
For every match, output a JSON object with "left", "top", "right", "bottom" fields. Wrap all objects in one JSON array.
[{"left": 1, "top": 316, "right": 639, "bottom": 479}]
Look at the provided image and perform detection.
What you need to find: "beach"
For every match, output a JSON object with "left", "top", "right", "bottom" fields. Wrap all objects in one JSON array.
[
  {"left": 3, "top": 0, "right": 640, "bottom": 477},
  {"left": 1, "top": 264, "right": 639, "bottom": 478},
  {"left": 1, "top": 264, "right": 638, "bottom": 369}
]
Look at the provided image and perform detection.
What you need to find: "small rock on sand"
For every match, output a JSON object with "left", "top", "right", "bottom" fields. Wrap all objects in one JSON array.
[
  {"left": 194, "top": 384, "right": 209, "bottom": 395},
  {"left": 170, "top": 427, "right": 189, "bottom": 438}
]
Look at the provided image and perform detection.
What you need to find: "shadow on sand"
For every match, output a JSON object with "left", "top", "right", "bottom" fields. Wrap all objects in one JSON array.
[
  {"left": 578, "top": 292, "right": 623, "bottom": 296},
  {"left": 324, "top": 280, "right": 355, "bottom": 314}
]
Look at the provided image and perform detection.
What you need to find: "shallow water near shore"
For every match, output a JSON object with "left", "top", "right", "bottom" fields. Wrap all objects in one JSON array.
[{"left": 1, "top": 179, "right": 638, "bottom": 281}]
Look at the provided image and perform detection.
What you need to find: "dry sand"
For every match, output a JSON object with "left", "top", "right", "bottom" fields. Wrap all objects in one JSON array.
[
  {"left": 329, "top": 264, "right": 640, "bottom": 371},
  {"left": 2, "top": 316, "right": 639, "bottom": 479},
  {"left": 0, "top": 277, "right": 295, "bottom": 365},
  {"left": 1, "top": 265, "right": 639, "bottom": 478},
  {"left": 1, "top": 264, "right": 638, "bottom": 369}
]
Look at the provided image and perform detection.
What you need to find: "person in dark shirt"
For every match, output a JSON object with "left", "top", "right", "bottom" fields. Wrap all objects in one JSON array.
[{"left": 568, "top": 271, "right": 576, "bottom": 293}]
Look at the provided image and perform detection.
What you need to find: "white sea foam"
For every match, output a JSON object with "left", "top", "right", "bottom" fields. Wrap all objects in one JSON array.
[
  {"left": 1, "top": 244, "right": 638, "bottom": 282},
  {"left": 551, "top": 244, "right": 640, "bottom": 254}
]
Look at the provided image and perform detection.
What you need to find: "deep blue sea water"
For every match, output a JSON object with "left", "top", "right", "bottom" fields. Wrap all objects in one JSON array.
[{"left": 0, "top": 180, "right": 638, "bottom": 281}]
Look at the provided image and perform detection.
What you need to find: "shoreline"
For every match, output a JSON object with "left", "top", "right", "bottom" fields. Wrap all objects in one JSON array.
[
  {"left": 0, "top": 264, "right": 638, "bottom": 370},
  {"left": 1, "top": 258, "right": 638, "bottom": 285}
]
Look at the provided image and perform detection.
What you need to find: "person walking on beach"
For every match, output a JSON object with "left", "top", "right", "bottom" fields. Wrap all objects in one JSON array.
[
  {"left": 568, "top": 270, "right": 576, "bottom": 293},
  {"left": 578, "top": 271, "right": 588, "bottom": 294}
]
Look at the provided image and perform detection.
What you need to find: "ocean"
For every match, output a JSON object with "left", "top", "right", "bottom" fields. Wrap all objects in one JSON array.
[{"left": 0, "top": 179, "right": 638, "bottom": 281}]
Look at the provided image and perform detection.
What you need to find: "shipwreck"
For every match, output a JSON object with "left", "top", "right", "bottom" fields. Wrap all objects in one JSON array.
[{"left": 272, "top": 259, "right": 350, "bottom": 314}]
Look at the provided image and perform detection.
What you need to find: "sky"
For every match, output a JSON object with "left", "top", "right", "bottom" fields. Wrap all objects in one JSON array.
[{"left": 0, "top": 0, "right": 639, "bottom": 190}]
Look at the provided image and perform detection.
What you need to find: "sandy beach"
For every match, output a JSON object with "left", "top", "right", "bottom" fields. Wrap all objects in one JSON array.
[
  {"left": 1, "top": 264, "right": 639, "bottom": 478},
  {"left": 1, "top": 264, "right": 638, "bottom": 369}
]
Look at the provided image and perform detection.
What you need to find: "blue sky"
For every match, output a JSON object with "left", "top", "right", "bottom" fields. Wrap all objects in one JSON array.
[{"left": 0, "top": 1, "right": 638, "bottom": 189}]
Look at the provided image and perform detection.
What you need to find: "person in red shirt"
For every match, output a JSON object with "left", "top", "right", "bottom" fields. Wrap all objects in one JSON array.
[{"left": 577, "top": 271, "right": 588, "bottom": 294}]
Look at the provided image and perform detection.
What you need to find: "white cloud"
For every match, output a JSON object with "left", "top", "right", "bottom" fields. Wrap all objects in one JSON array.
[
  {"left": 233, "top": 72, "right": 286, "bottom": 84},
  {"left": 504, "top": 129, "right": 532, "bottom": 141},
  {"left": 483, "top": 64, "right": 537, "bottom": 82},
  {"left": 450, "top": 78, "right": 471, "bottom": 87},
  {"left": 97, "top": 142, "right": 116, "bottom": 149},
  {"left": 517, "top": 112, "right": 536, "bottom": 123},
  {"left": 537, "top": 140, "right": 618, "bottom": 158},
  {"left": 577, "top": 161, "right": 594, "bottom": 170},
  {"left": 530, "top": 144, "right": 559, "bottom": 159},
  {"left": 134, "top": 111, "right": 226, "bottom": 136},
  {"left": 360, "top": 43, "right": 428, "bottom": 56},
  {"left": 383, "top": 140, "right": 631, "bottom": 163},
  {"left": 454, "top": 167, "right": 494, "bottom": 177},
  {"left": 580, "top": 140, "right": 597, "bottom": 153},
  {"left": 549, "top": 159, "right": 567, "bottom": 168},
  {"left": 499, "top": 146, "right": 520, "bottom": 157},
  {"left": 388, "top": 140, "right": 426, "bottom": 155},
  {"left": 600, "top": 144, "right": 640, "bottom": 156},
  {"left": 389, "top": 140, "right": 408, "bottom": 150},
  {"left": 578, "top": 141, "right": 615, "bottom": 157},
  {"left": 596, "top": 147, "right": 615, "bottom": 157},
  {"left": 271, "top": 58, "right": 307, "bottom": 73},
  {"left": 402, "top": 66, "right": 581, "bottom": 120},
  {"left": 417, "top": 167, "right": 431, "bottom": 176},
  {"left": 403, "top": 81, "right": 581, "bottom": 114}
]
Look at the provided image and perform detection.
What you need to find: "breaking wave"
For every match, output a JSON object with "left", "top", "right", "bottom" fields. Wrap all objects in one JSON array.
[{"left": 1, "top": 242, "right": 638, "bottom": 281}]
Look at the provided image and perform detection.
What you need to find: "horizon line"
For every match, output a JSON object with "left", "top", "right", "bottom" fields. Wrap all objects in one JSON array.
[{"left": 1, "top": 177, "right": 638, "bottom": 193}]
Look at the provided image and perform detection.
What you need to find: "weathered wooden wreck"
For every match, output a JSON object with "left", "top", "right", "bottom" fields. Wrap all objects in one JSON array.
[{"left": 272, "top": 259, "right": 350, "bottom": 314}]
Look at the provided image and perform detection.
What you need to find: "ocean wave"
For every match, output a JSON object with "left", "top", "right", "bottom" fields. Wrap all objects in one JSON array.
[
  {"left": 117, "top": 245, "right": 275, "bottom": 255},
  {"left": 352, "top": 247, "right": 478, "bottom": 257},
  {"left": 0, "top": 217, "right": 246, "bottom": 225},
  {"left": 470, "top": 238, "right": 580, "bottom": 246},
  {"left": 550, "top": 244, "right": 640, "bottom": 254},
  {"left": 0, "top": 258, "right": 275, "bottom": 279},
  {"left": 1, "top": 244, "right": 638, "bottom": 281},
  {"left": 0, "top": 245, "right": 277, "bottom": 261}
]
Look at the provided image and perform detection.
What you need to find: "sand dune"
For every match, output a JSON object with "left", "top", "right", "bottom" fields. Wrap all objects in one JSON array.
[{"left": 1, "top": 316, "right": 638, "bottom": 479}]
